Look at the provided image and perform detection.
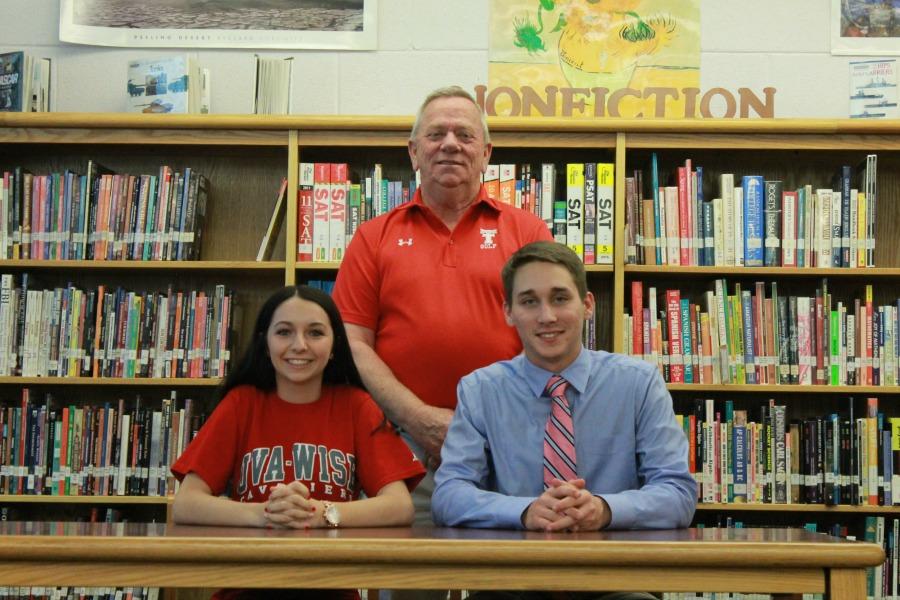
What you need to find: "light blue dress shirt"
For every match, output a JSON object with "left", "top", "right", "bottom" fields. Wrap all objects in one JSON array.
[{"left": 432, "top": 348, "right": 697, "bottom": 530}]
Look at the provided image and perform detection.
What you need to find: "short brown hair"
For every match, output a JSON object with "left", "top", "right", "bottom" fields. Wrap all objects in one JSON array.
[
  {"left": 501, "top": 241, "right": 588, "bottom": 302},
  {"left": 410, "top": 85, "right": 491, "bottom": 143}
]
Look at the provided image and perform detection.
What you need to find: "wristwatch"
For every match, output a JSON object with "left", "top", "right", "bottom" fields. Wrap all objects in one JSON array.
[{"left": 322, "top": 501, "right": 341, "bottom": 528}]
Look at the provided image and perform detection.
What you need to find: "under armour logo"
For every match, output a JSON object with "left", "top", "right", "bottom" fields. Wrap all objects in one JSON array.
[
  {"left": 398, "top": 238, "right": 413, "bottom": 246},
  {"left": 480, "top": 228, "right": 498, "bottom": 249}
]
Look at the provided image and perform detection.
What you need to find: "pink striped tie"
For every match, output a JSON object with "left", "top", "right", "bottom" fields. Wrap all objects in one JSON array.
[{"left": 543, "top": 374, "right": 576, "bottom": 488}]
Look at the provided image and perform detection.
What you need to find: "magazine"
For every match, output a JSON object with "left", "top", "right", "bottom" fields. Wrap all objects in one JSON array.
[{"left": 0, "top": 51, "right": 25, "bottom": 112}]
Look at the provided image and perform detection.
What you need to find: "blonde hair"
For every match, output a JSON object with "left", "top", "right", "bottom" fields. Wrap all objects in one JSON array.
[{"left": 410, "top": 86, "right": 490, "bottom": 144}]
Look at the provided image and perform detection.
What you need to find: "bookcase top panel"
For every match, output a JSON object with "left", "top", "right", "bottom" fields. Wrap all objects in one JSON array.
[{"left": 3, "top": 113, "right": 900, "bottom": 136}]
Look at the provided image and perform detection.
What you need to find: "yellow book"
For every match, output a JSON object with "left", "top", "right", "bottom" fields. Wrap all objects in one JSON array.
[{"left": 565, "top": 163, "right": 584, "bottom": 259}]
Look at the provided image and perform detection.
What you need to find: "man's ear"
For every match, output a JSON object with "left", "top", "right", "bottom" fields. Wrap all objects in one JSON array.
[
  {"left": 481, "top": 142, "right": 493, "bottom": 173},
  {"left": 503, "top": 301, "right": 514, "bottom": 326},
  {"left": 583, "top": 291, "right": 596, "bottom": 320},
  {"left": 408, "top": 139, "right": 418, "bottom": 172}
]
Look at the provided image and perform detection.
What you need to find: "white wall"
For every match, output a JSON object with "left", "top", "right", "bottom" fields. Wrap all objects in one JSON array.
[{"left": 0, "top": 0, "right": 873, "bottom": 118}]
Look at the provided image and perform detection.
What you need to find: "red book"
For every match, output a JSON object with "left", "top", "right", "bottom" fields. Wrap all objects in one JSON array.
[
  {"left": 329, "top": 163, "right": 348, "bottom": 262},
  {"left": 666, "top": 289, "right": 685, "bottom": 383},
  {"left": 631, "top": 281, "right": 643, "bottom": 357},
  {"left": 296, "top": 162, "right": 314, "bottom": 262},
  {"left": 677, "top": 166, "right": 691, "bottom": 266},
  {"left": 865, "top": 284, "right": 874, "bottom": 386}
]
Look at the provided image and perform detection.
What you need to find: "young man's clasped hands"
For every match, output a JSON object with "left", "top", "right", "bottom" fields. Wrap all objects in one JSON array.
[{"left": 523, "top": 478, "right": 611, "bottom": 532}]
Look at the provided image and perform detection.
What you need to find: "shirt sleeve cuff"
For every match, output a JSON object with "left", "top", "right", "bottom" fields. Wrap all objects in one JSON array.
[
  {"left": 601, "top": 493, "right": 635, "bottom": 530},
  {"left": 498, "top": 496, "right": 536, "bottom": 530}
]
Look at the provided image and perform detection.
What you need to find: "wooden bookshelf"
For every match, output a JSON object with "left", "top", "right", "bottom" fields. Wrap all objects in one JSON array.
[{"left": 1, "top": 113, "right": 899, "bottom": 534}]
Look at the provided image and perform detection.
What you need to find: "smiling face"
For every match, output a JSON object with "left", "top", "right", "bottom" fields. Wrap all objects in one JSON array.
[
  {"left": 408, "top": 96, "right": 492, "bottom": 200},
  {"left": 504, "top": 261, "right": 594, "bottom": 373},
  {"left": 266, "top": 295, "right": 334, "bottom": 402}
]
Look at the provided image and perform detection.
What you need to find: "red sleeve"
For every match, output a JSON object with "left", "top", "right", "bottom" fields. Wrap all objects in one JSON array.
[
  {"left": 333, "top": 222, "right": 380, "bottom": 330},
  {"left": 351, "top": 391, "right": 425, "bottom": 496},
  {"left": 170, "top": 388, "right": 242, "bottom": 495}
]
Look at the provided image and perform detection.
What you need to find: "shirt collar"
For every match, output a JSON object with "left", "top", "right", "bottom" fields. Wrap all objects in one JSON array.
[
  {"left": 516, "top": 347, "right": 590, "bottom": 398},
  {"left": 405, "top": 185, "right": 504, "bottom": 215}
]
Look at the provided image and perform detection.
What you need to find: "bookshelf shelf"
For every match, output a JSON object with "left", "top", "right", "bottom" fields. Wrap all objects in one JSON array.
[
  {"left": 624, "top": 265, "right": 900, "bottom": 278},
  {"left": 0, "top": 260, "right": 286, "bottom": 271},
  {"left": 667, "top": 384, "right": 900, "bottom": 394},
  {"left": 295, "top": 261, "right": 340, "bottom": 271},
  {"left": 0, "top": 495, "right": 170, "bottom": 505},
  {"left": 697, "top": 503, "right": 900, "bottom": 514},
  {"left": 0, "top": 377, "right": 222, "bottom": 386}
]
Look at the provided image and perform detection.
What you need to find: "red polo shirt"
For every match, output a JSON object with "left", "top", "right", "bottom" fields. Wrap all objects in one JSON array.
[{"left": 333, "top": 186, "right": 552, "bottom": 411}]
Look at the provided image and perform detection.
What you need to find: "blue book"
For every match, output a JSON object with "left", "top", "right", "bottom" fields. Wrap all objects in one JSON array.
[
  {"left": 696, "top": 167, "right": 714, "bottom": 266},
  {"left": 796, "top": 187, "right": 806, "bottom": 268},
  {"left": 742, "top": 175, "right": 765, "bottom": 266},
  {"left": 740, "top": 289, "right": 757, "bottom": 384},
  {"left": 680, "top": 298, "right": 693, "bottom": 383},
  {"left": 839, "top": 165, "right": 852, "bottom": 267}
]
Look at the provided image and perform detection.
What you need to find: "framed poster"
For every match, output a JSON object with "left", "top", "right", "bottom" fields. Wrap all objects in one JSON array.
[
  {"left": 832, "top": 0, "right": 900, "bottom": 55},
  {"left": 59, "top": 0, "right": 377, "bottom": 50}
]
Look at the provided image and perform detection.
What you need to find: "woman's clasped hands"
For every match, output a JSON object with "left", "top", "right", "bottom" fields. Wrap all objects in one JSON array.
[{"left": 263, "top": 481, "right": 326, "bottom": 529}]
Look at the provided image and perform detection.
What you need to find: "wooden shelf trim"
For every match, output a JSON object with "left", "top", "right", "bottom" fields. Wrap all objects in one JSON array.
[
  {"left": 0, "top": 377, "right": 221, "bottom": 386},
  {"left": 625, "top": 266, "right": 900, "bottom": 277},
  {"left": 6, "top": 112, "right": 900, "bottom": 135},
  {"left": 0, "top": 495, "right": 170, "bottom": 505},
  {"left": 0, "top": 260, "right": 285, "bottom": 271},
  {"left": 697, "top": 502, "right": 900, "bottom": 514},
  {"left": 668, "top": 383, "right": 900, "bottom": 394}
]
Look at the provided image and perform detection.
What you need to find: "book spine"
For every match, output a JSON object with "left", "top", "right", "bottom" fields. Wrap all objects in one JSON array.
[
  {"left": 677, "top": 166, "right": 691, "bottom": 266},
  {"left": 312, "top": 163, "right": 330, "bottom": 262},
  {"left": 666, "top": 289, "right": 684, "bottom": 383},
  {"left": 763, "top": 180, "right": 782, "bottom": 266},
  {"left": 742, "top": 175, "right": 764, "bottom": 267},
  {"left": 596, "top": 163, "right": 614, "bottom": 265},
  {"left": 565, "top": 164, "right": 584, "bottom": 260},
  {"left": 582, "top": 162, "right": 596, "bottom": 265},
  {"left": 296, "top": 163, "right": 315, "bottom": 262},
  {"left": 741, "top": 289, "right": 757, "bottom": 384},
  {"left": 328, "top": 163, "right": 348, "bottom": 262}
]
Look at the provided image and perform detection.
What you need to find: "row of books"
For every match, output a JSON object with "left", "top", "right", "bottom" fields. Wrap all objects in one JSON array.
[
  {"left": 296, "top": 162, "right": 417, "bottom": 263},
  {"left": 293, "top": 161, "right": 617, "bottom": 266},
  {"left": 625, "top": 279, "right": 895, "bottom": 386},
  {"left": 482, "top": 162, "right": 615, "bottom": 265},
  {"left": 0, "top": 165, "right": 209, "bottom": 261},
  {"left": 625, "top": 154, "right": 878, "bottom": 268},
  {"left": 0, "top": 390, "right": 204, "bottom": 498},
  {"left": 864, "top": 515, "right": 898, "bottom": 600},
  {"left": 0, "top": 275, "right": 235, "bottom": 379},
  {"left": 678, "top": 398, "right": 896, "bottom": 507}
]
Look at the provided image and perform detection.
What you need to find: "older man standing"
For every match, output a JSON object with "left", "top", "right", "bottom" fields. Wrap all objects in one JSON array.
[{"left": 333, "top": 86, "right": 552, "bottom": 534}]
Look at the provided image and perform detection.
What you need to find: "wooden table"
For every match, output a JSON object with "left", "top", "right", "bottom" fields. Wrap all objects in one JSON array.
[{"left": 0, "top": 522, "right": 885, "bottom": 599}]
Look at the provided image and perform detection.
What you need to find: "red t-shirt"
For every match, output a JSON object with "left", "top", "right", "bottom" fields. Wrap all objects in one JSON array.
[
  {"left": 333, "top": 186, "right": 552, "bottom": 410},
  {"left": 172, "top": 384, "right": 425, "bottom": 502}
]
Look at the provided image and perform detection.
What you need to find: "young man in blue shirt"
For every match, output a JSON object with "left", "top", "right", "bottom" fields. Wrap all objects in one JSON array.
[{"left": 433, "top": 241, "right": 696, "bottom": 533}]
